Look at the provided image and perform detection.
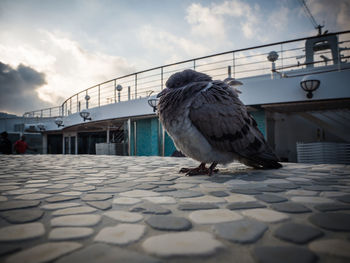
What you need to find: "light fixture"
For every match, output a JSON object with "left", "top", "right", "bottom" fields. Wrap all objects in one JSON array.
[
  {"left": 267, "top": 51, "right": 279, "bottom": 62},
  {"left": 300, "top": 76, "right": 320, "bottom": 99},
  {"left": 85, "top": 94, "right": 90, "bottom": 109},
  {"left": 80, "top": 109, "right": 92, "bottom": 121},
  {"left": 148, "top": 98, "right": 159, "bottom": 112},
  {"left": 37, "top": 123, "right": 46, "bottom": 131},
  {"left": 54, "top": 118, "right": 64, "bottom": 128},
  {"left": 116, "top": 84, "right": 123, "bottom": 102}
]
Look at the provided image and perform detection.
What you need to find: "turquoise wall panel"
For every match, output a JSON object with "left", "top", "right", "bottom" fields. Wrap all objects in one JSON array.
[
  {"left": 135, "top": 118, "right": 159, "bottom": 156},
  {"left": 250, "top": 110, "right": 266, "bottom": 138},
  {"left": 164, "top": 132, "right": 176, "bottom": 156}
]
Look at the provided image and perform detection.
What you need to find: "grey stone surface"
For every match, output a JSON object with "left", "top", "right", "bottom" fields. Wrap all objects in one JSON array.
[
  {"left": 46, "top": 196, "right": 79, "bottom": 203},
  {"left": 337, "top": 194, "right": 350, "bottom": 203},
  {"left": 213, "top": 219, "right": 268, "bottom": 243},
  {"left": 5, "top": 242, "right": 82, "bottom": 263},
  {"left": 95, "top": 224, "right": 145, "bottom": 245},
  {"left": 189, "top": 209, "right": 243, "bottom": 224},
  {"left": 49, "top": 227, "right": 94, "bottom": 240},
  {"left": 0, "top": 222, "right": 45, "bottom": 241},
  {"left": 314, "top": 203, "right": 350, "bottom": 212},
  {"left": 142, "top": 231, "right": 223, "bottom": 257},
  {"left": 271, "top": 202, "right": 312, "bottom": 213},
  {"left": 0, "top": 209, "right": 44, "bottom": 223},
  {"left": 166, "top": 190, "right": 204, "bottom": 198},
  {"left": 226, "top": 201, "right": 266, "bottom": 210},
  {"left": 255, "top": 194, "right": 288, "bottom": 203},
  {"left": 309, "top": 213, "right": 350, "bottom": 231},
  {"left": 274, "top": 223, "right": 323, "bottom": 244},
  {"left": 130, "top": 202, "right": 171, "bottom": 215},
  {"left": 0, "top": 200, "right": 40, "bottom": 211},
  {"left": 230, "top": 188, "right": 261, "bottom": 195},
  {"left": 146, "top": 215, "right": 192, "bottom": 231},
  {"left": 254, "top": 246, "right": 317, "bottom": 263},
  {"left": 0, "top": 155, "right": 349, "bottom": 263},
  {"left": 178, "top": 203, "right": 219, "bottom": 210},
  {"left": 55, "top": 243, "right": 161, "bottom": 263},
  {"left": 209, "top": 191, "right": 229, "bottom": 197},
  {"left": 86, "top": 201, "right": 112, "bottom": 210}
]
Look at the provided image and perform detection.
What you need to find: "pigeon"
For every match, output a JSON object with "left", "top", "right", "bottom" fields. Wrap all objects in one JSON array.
[{"left": 157, "top": 69, "right": 282, "bottom": 176}]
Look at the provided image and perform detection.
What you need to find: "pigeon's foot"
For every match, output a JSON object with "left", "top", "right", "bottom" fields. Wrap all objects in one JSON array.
[{"left": 179, "top": 162, "right": 218, "bottom": 176}]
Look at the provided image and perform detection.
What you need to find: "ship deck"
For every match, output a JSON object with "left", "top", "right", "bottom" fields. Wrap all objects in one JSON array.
[{"left": 0, "top": 155, "right": 349, "bottom": 263}]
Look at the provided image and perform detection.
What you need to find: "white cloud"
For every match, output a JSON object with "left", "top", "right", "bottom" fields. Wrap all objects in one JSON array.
[
  {"left": 0, "top": 30, "right": 136, "bottom": 108},
  {"left": 138, "top": 25, "right": 210, "bottom": 64}
]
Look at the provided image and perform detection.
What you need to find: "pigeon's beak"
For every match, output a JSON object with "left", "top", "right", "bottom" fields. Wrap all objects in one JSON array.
[{"left": 157, "top": 88, "right": 169, "bottom": 98}]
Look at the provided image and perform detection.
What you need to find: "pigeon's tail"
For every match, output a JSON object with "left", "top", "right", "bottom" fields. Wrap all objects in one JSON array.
[{"left": 239, "top": 152, "right": 282, "bottom": 169}]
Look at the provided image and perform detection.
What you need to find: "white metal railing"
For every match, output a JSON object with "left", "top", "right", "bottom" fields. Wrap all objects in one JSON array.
[{"left": 23, "top": 30, "right": 350, "bottom": 118}]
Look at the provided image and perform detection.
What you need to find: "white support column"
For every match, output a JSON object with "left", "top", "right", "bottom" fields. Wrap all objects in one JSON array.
[
  {"left": 106, "top": 126, "right": 110, "bottom": 143},
  {"left": 42, "top": 133, "right": 48, "bottom": 154}
]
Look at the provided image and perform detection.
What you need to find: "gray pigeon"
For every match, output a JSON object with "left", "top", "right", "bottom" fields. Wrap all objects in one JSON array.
[{"left": 157, "top": 69, "right": 282, "bottom": 176}]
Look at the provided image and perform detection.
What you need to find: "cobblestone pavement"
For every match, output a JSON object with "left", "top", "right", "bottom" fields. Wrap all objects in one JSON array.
[{"left": 0, "top": 155, "right": 350, "bottom": 263}]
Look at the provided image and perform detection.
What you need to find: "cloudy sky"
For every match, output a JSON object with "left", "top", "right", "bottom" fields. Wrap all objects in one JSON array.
[{"left": 0, "top": 0, "right": 349, "bottom": 115}]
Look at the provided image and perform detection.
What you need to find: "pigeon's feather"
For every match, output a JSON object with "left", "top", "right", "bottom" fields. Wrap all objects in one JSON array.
[
  {"left": 157, "top": 69, "right": 282, "bottom": 169},
  {"left": 189, "top": 80, "right": 281, "bottom": 168}
]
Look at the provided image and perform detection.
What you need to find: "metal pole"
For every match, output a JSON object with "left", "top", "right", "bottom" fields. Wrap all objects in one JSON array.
[
  {"left": 114, "top": 80, "right": 117, "bottom": 103},
  {"left": 133, "top": 121, "right": 137, "bottom": 155},
  {"left": 118, "top": 91, "right": 121, "bottom": 102},
  {"left": 161, "top": 67, "right": 163, "bottom": 90},
  {"left": 233, "top": 52, "right": 235, "bottom": 78},
  {"left": 127, "top": 118, "right": 131, "bottom": 155},
  {"left": 128, "top": 86, "right": 131, "bottom": 100},
  {"left": 106, "top": 126, "right": 110, "bottom": 143},
  {"left": 193, "top": 60, "right": 196, "bottom": 70},
  {"left": 228, "top": 66, "right": 232, "bottom": 78},
  {"left": 98, "top": 85, "right": 100, "bottom": 107},
  {"left": 135, "top": 74, "right": 137, "bottom": 99}
]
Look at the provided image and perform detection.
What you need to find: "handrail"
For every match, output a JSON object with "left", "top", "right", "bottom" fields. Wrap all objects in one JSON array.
[{"left": 24, "top": 30, "right": 350, "bottom": 118}]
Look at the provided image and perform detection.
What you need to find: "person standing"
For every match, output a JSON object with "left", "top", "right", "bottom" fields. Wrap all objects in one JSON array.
[
  {"left": 14, "top": 135, "right": 35, "bottom": 154},
  {"left": 0, "top": 132, "right": 12, "bottom": 154}
]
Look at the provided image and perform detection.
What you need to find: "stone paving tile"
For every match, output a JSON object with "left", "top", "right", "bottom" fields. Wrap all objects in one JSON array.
[
  {"left": 0, "top": 209, "right": 44, "bottom": 223},
  {"left": 142, "top": 231, "right": 224, "bottom": 257},
  {"left": 242, "top": 208, "right": 290, "bottom": 223},
  {"left": 146, "top": 215, "right": 192, "bottom": 231},
  {"left": 51, "top": 214, "right": 102, "bottom": 227},
  {"left": 274, "top": 223, "right": 323, "bottom": 244},
  {"left": 5, "top": 242, "right": 82, "bottom": 263},
  {"left": 255, "top": 194, "right": 288, "bottom": 203},
  {"left": 308, "top": 239, "right": 350, "bottom": 259},
  {"left": 254, "top": 246, "right": 317, "bottom": 263},
  {"left": 213, "top": 219, "right": 268, "bottom": 244},
  {"left": 271, "top": 202, "right": 311, "bottom": 213},
  {"left": 55, "top": 243, "right": 161, "bottom": 263},
  {"left": 0, "top": 222, "right": 45, "bottom": 241},
  {"left": 178, "top": 203, "right": 219, "bottom": 210},
  {"left": 49, "top": 227, "right": 94, "bottom": 240},
  {"left": 309, "top": 213, "right": 350, "bottom": 231},
  {"left": 189, "top": 209, "right": 243, "bottom": 224},
  {"left": 104, "top": 211, "right": 143, "bottom": 223},
  {"left": 0, "top": 155, "right": 350, "bottom": 263},
  {"left": 95, "top": 224, "right": 145, "bottom": 245},
  {"left": 86, "top": 201, "right": 112, "bottom": 210}
]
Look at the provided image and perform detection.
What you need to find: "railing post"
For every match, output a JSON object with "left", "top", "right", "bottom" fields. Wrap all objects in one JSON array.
[
  {"left": 128, "top": 86, "right": 131, "bottom": 100},
  {"left": 49, "top": 108, "right": 52, "bottom": 117},
  {"left": 77, "top": 95, "right": 79, "bottom": 113},
  {"left": 161, "top": 67, "right": 163, "bottom": 90},
  {"left": 232, "top": 52, "right": 235, "bottom": 78},
  {"left": 98, "top": 85, "right": 101, "bottom": 107},
  {"left": 228, "top": 66, "right": 232, "bottom": 78},
  {"left": 135, "top": 74, "right": 137, "bottom": 99},
  {"left": 193, "top": 60, "right": 196, "bottom": 70},
  {"left": 280, "top": 44, "right": 284, "bottom": 76},
  {"left": 41, "top": 110, "right": 43, "bottom": 118},
  {"left": 114, "top": 80, "right": 117, "bottom": 103}
]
